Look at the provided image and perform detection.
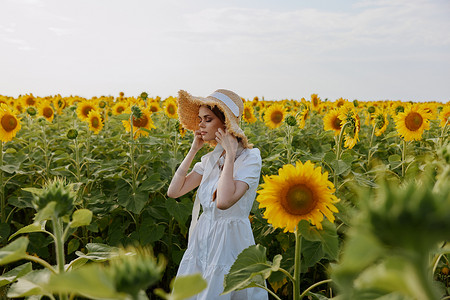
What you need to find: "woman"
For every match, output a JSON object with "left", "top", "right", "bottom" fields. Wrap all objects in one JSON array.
[{"left": 167, "top": 89, "right": 268, "bottom": 299}]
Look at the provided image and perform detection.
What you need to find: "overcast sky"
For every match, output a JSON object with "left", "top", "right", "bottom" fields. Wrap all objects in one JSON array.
[{"left": 1, "top": 0, "right": 449, "bottom": 102}]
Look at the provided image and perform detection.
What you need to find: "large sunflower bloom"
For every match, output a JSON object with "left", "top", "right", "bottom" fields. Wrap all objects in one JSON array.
[
  {"left": 38, "top": 101, "right": 55, "bottom": 122},
  {"left": 242, "top": 102, "right": 257, "bottom": 123},
  {"left": 263, "top": 103, "right": 286, "bottom": 129},
  {"left": 76, "top": 101, "right": 97, "bottom": 121},
  {"left": 164, "top": 98, "right": 178, "bottom": 119},
  {"left": 323, "top": 109, "right": 342, "bottom": 135},
  {"left": 439, "top": 105, "right": 450, "bottom": 128},
  {"left": 87, "top": 110, "right": 104, "bottom": 134},
  {"left": 0, "top": 103, "right": 22, "bottom": 142},
  {"left": 257, "top": 160, "right": 339, "bottom": 232},
  {"left": 122, "top": 107, "right": 156, "bottom": 139},
  {"left": 395, "top": 104, "right": 432, "bottom": 141}
]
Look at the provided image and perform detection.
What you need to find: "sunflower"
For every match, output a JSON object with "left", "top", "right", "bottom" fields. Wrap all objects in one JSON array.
[
  {"left": 263, "top": 103, "right": 286, "bottom": 129},
  {"left": 122, "top": 107, "right": 156, "bottom": 139},
  {"left": 87, "top": 110, "right": 104, "bottom": 134},
  {"left": 310, "top": 94, "right": 321, "bottom": 111},
  {"left": 335, "top": 97, "right": 347, "bottom": 108},
  {"left": 53, "top": 96, "right": 67, "bottom": 115},
  {"left": 323, "top": 109, "right": 342, "bottom": 135},
  {"left": 439, "top": 105, "right": 450, "bottom": 128},
  {"left": 297, "top": 107, "right": 309, "bottom": 129},
  {"left": 338, "top": 103, "right": 360, "bottom": 149},
  {"left": 395, "top": 104, "right": 432, "bottom": 141},
  {"left": 242, "top": 102, "right": 257, "bottom": 123},
  {"left": 112, "top": 101, "right": 128, "bottom": 115},
  {"left": 148, "top": 101, "right": 162, "bottom": 113},
  {"left": 76, "top": 100, "right": 97, "bottom": 121},
  {"left": 163, "top": 98, "right": 178, "bottom": 119},
  {"left": 38, "top": 101, "right": 55, "bottom": 122},
  {"left": 372, "top": 109, "right": 389, "bottom": 137},
  {"left": 0, "top": 103, "right": 22, "bottom": 142},
  {"left": 22, "top": 94, "right": 36, "bottom": 107},
  {"left": 257, "top": 160, "right": 339, "bottom": 232}
]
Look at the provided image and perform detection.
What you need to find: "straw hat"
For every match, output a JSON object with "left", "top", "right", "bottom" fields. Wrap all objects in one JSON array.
[{"left": 177, "top": 89, "right": 250, "bottom": 148}]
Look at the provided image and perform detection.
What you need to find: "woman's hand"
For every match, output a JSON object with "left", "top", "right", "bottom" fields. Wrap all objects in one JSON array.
[
  {"left": 215, "top": 128, "right": 238, "bottom": 155},
  {"left": 191, "top": 130, "right": 205, "bottom": 152}
]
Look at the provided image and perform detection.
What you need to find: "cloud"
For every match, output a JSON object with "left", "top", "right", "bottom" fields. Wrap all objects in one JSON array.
[{"left": 170, "top": 0, "right": 450, "bottom": 58}]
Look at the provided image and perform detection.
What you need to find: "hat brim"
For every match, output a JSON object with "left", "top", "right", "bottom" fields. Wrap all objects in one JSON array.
[{"left": 177, "top": 90, "right": 250, "bottom": 148}]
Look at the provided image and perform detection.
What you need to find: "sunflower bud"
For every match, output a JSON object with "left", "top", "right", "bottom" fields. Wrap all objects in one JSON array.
[
  {"left": 285, "top": 115, "right": 297, "bottom": 127},
  {"left": 26, "top": 106, "right": 37, "bottom": 116},
  {"left": 108, "top": 246, "right": 166, "bottom": 298},
  {"left": 131, "top": 105, "right": 142, "bottom": 120},
  {"left": 32, "top": 178, "right": 76, "bottom": 217},
  {"left": 140, "top": 92, "right": 148, "bottom": 100},
  {"left": 98, "top": 100, "right": 107, "bottom": 109},
  {"left": 353, "top": 99, "right": 359, "bottom": 107},
  {"left": 67, "top": 129, "right": 78, "bottom": 140},
  {"left": 368, "top": 106, "right": 375, "bottom": 114}
]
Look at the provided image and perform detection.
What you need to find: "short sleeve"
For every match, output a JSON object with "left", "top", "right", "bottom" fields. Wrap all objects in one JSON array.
[
  {"left": 191, "top": 152, "right": 212, "bottom": 175},
  {"left": 234, "top": 148, "right": 262, "bottom": 189}
]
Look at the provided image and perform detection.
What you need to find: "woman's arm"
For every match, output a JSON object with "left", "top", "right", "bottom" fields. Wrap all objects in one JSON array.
[
  {"left": 167, "top": 131, "right": 204, "bottom": 199},
  {"left": 214, "top": 128, "right": 248, "bottom": 210}
]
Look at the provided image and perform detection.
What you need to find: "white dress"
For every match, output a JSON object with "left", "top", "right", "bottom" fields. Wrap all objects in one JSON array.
[{"left": 176, "top": 144, "right": 269, "bottom": 300}]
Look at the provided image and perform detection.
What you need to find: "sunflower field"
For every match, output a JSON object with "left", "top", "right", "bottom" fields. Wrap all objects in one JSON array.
[{"left": 0, "top": 92, "right": 449, "bottom": 300}]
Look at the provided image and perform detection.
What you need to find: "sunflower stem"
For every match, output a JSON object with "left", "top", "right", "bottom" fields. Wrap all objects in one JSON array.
[
  {"left": 401, "top": 139, "right": 407, "bottom": 178},
  {"left": 129, "top": 113, "right": 137, "bottom": 195},
  {"left": 0, "top": 142, "right": 4, "bottom": 223},
  {"left": 439, "top": 119, "right": 448, "bottom": 148},
  {"left": 294, "top": 229, "right": 302, "bottom": 300},
  {"left": 334, "top": 122, "right": 350, "bottom": 187},
  {"left": 367, "top": 123, "right": 376, "bottom": 169}
]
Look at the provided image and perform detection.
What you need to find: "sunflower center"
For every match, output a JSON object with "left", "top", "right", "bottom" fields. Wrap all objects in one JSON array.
[
  {"left": 117, "top": 106, "right": 124, "bottom": 113},
  {"left": 150, "top": 105, "right": 158, "bottom": 113},
  {"left": 271, "top": 111, "right": 283, "bottom": 124},
  {"left": 91, "top": 117, "right": 100, "bottom": 128},
  {"left": 1, "top": 114, "right": 18, "bottom": 132},
  {"left": 43, "top": 107, "right": 53, "bottom": 118},
  {"left": 405, "top": 112, "right": 423, "bottom": 131},
  {"left": 284, "top": 184, "right": 315, "bottom": 215},
  {"left": 133, "top": 115, "right": 148, "bottom": 128},
  {"left": 168, "top": 104, "right": 176, "bottom": 115},
  {"left": 332, "top": 116, "right": 341, "bottom": 131},
  {"left": 82, "top": 106, "right": 93, "bottom": 117},
  {"left": 26, "top": 97, "right": 35, "bottom": 106},
  {"left": 244, "top": 108, "right": 252, "bottom": 119}
]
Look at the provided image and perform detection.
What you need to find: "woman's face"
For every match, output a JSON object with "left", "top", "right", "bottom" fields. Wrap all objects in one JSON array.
[{"left": 198, "top": 106, "right": 225, "bottom": 141}]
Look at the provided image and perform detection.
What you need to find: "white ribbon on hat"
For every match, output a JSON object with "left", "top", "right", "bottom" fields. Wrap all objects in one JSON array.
[{"left": 209, "top": 92, "right": 240, "bottom": 117}]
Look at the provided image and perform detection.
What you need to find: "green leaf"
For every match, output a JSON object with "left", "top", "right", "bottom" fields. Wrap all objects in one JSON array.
[
  {"left": 33, "top": 202, "right": 57, "bottom": 222},
  {"left": 154, "top": 273, "right": 207, "bottom": 300},
  {"left": 21, "top": 187, "right": 43, "bottom": 195},
  {"left": 388, "top": 154, "right": 402, "bottom": 162},
  {"left": 67, "top": 238, "right": 80, "bottom": 254},
  {"left": 47, "top": 264, "right": 121, "bottom": 299},
  {"left": 222, "top": 244, "right": 280, "bottom": 295},
  {"left": 113, "top": 113, "right": 131, "bottom": 120},
  {"left": 298, "top": 220, "right": 339, "bottom": 260},
  {"left": 165, "top": 198, "right": 191, "bottom": 225},
  {"left": 9, "top": 221, "right": 47, "bottom": 241},
  {"left": 0, "top": 236, "right": 29, "bottom": 265},
  {"left": 0, "top": 262, "right": 32, "bottom": 287},
  {"left": 0, "top": 222, "right": 10, "bottom": 242},
  {"left": 70, "top": 209, "right": 93, "bottom": 228},
  {"left": 7, "top": 268, "right": 52, "bottom": 298},
  {"left": 75, "top": 243, "right": 119, "bottom": 262},
  {"left": 331, "top": 159, "right": 351, "bottom": 176}
]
